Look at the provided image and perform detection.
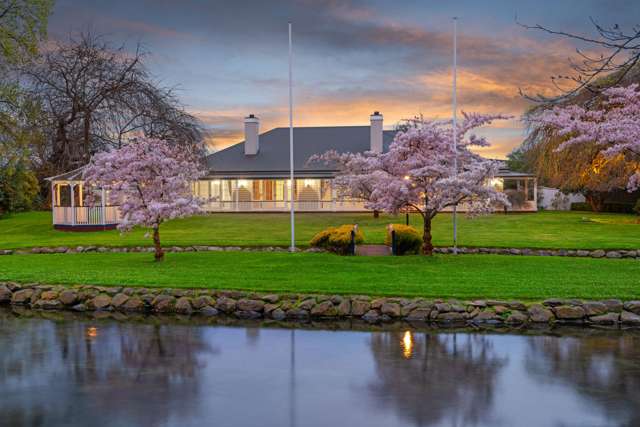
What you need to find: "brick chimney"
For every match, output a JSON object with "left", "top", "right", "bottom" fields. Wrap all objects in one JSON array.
[
  {"left": 244, "top": 114, "right": 259, "bottom": 155},
  {"left": 370, "top": 111, "right": 383, "bottom": 153}
]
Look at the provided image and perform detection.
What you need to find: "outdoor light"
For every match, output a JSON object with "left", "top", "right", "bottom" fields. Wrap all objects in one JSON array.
[
  {"left": 401, "top": 330, "right": 413, "bottom": 359},
  {"left": 86, "top": 327, "right": 98, "bottom": 339},
  {"left": 237, "top": 180, "right": 249, "bottom": 188}
]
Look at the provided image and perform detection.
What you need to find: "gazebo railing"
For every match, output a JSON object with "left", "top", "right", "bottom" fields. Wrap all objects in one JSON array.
[{"left": 53, "top": 206, "right": 121, "bottom": 226}]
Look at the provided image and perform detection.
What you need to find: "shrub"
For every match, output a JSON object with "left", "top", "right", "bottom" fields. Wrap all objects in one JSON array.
[
  {"left": 385, "top": 224, "right": 422, "bottom": 255},
  {"left": 310, "top": 224, "right": 364, "bottom": 255},
  {"left": 570, "top": 202, "right": 592, "bottom": 212}
]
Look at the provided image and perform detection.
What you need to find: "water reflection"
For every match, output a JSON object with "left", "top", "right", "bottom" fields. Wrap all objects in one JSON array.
[
  {"left": 526, "top": 332, "right": 640, "bottom": 426},
  {"left": 1, "top": 308, "right": 640, "bottom": 427},
  {"left": 368, "top": 332, "right": 506, "bottom": 426}
]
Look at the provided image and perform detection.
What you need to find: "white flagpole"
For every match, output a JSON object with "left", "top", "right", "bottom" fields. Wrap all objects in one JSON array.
[
  {"left": 452, "top": 17, "right": 458, "bottom": 255},
  {"left": 288, "top": 22, "right": 296, "bottom": 252}
]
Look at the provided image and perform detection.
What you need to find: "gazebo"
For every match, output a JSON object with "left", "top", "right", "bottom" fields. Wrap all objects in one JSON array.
[{"left": 46, "top": 168, "right": 121, "bottom": 231}]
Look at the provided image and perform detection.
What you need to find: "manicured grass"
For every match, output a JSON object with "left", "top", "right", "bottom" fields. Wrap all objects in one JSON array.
[
  {"left": 1, "top": 251, "right": 639, "bottom": 300},
  {"left": 0, "top": 210, "right": 639, "bottom": 250}
]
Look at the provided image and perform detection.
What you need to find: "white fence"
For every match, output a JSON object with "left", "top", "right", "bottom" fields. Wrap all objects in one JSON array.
[{"left": 53, "top": 206, "right": 121, "bottom": 226}]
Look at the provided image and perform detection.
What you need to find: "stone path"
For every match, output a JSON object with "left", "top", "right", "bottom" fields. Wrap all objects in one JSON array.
[{"left": 356, "top": 245, "right": 391, "bottom": 256}]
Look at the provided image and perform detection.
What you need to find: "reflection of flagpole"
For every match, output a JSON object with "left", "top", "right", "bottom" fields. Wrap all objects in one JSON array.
[
  {"left": 452, "top": 17, "right": 458, "bottom": 255},
  {"left": 288, "top": 22, "right": 296, "bottom": 252},
  {"left": 289, "top": 329, "right": 296, "bottom": 427}
]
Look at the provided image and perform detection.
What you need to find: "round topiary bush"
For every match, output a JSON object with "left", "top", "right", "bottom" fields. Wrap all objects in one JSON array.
[
  {"left": 385, "top": 224, "right": 422, "bottom": 255},
  {"left": 310, "top": 224, "right": 364, "bottom": 255}
]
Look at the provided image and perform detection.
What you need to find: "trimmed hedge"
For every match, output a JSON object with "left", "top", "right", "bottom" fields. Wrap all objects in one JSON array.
[
  {"left": 310, "top": 224, "right": 364, "bottom": 255},
  {"left": 386, "top": 224, "right": 422, "bottom": 255}
]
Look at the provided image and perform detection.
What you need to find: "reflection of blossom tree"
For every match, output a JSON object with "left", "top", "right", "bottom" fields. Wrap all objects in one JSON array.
[
  {"left": 525, "top": 333, "right": 640, "bottom": 426},
  {"left": 0, "top": 310, "right": 217, "bottom": 427},
  {"left": 367, "top": 332, "right": 506, "bottom": 427}
]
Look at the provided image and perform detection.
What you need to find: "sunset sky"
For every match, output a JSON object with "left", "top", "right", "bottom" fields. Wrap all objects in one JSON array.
[{"left": 48, "top": 0, "right": 639, "bottom": 157}]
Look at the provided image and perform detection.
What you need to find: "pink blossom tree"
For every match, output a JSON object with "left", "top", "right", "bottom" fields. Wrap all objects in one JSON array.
[
  {"left": 539, "top": 84, "right": 640, "bottom": 191},
  {"left": 84, "top": 137, "right": 204, "bottom": 261},
  {"left": 312, "top": 113, "right": 510, "bottom": 255}
]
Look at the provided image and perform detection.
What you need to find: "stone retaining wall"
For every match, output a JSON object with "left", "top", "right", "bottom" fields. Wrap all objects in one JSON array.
[
  {"left": 1, "top": 282, "right": 639, "bottom": 327},
  {"left": 0, "top": 245, "right": 638, "bottom": 259}
]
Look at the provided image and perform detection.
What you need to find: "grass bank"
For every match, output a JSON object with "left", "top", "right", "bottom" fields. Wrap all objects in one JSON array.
[
  {"left": 1, "top": 210, "right": 639, "bottom": 250},
  {"left": 1, "top": 252, "right": 639, "bottom": 300}
]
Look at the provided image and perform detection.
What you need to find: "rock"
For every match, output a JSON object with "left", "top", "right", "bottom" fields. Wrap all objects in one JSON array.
[
  {"left": 437, "top": 312, "right": 466, "bottom": 322},
  {"left": 336, "top": 299, "right": 351, "bottom": 316},
  {"left": 123, "top": 297, "right": 145, "bottom": 311},
  {"left": 528, "top": 304, "right": 554, "bottom": 323},
  {"left": 91, "top": 295, "right": 112, "bottom": 310},
  {"left": 235, "top": 310, "right": 262, "bottom": 319},
  {"left": 11, "top": 289, "right": 34, "bottom": 305},
  {"left": 590, "top": 313, "right": 620, "bottom": 324},
  {"left": 33, "top": 299, "right": 62, "bottom": 310},
  {"left": 623, "top": 301, "right": 640, "bottom": 315},
  {"left": 270, "top": 308, "right": 286, "bottom": 320},
  {"left": 351, "top": 300, "right": 371, "bottom": 316},
  {"left": 469, "top": 300, "right": 487, "bottom": 308},
  {"left": 311, "top": 300, "right": 335, "bottom": 317},
  {"left": 330, "top": 295, "right": 344, "bottom": 305},
  {"left": 262, "top": 294, "right": 280, "bottom": 303},
  {"left": 450, "top": 304, "right": 466, "bottom": 313},
  {"left": 508, "top": 301, "right": 527, "bottom": 311},
  {"left": 553, "top": 305, "right": 585, "bottom": 320},
  {"left": 0, "top": 285, "right": 12, "bottom": 303},
  {"left": 151, "top": 295, "right": 175, "bottom": 312},
  {"left": 58, "top": 290, "right": 78, "bottom": 306},
  {"left": 298, "top": 298, "right": 316, "bottom": 311},
  {"left": 602, "top": 299, "right": 624, "bottom": 312},
  {"left": 405, "top": 308, "right": 431, "bottom": 321},
  {"left": 621, "top": 311, "right": 640, "bottom": 324},
  {"left": 434, "top": 303, "right": 451, "bottom": 312},
  {"left": 263, "top": 303, "right": 280, "bottom": 313},
  {"left": 237, "top": 299, "right": 265, "bottom": 312},
  {"left": 71, "top": 303, "right": 87, "bottom": 312},
  {"left": 542, "top": 298, "right": 565, "bottom": 307},
  {"left": 215, "top": 296, "right": 237, "bottom": 313},
  {"left": 192, "top": 295, "right": 215, "bottom": 310},
  {"left": 606, "top": 251, "right": 622, "bottom": 259},
  {"left": 474, "top": 310, "right": 500, "bottom": 322},
  {"left": 582, "top": 302, "right": 608, "bottom": 316},
  {"left": 380, "top": 303, "right": 402, "bottom": 317},
  {"left": 506, "top": 311, "right": 528, "bottom": 324},
  {"left": 111, "top": 293, "right": 129, "bottom": 309},
  {"left": 286, "top": 308, "right": 309, "bottom": 319},
  {"left": 370, "top": 298, "right": 386, "bottom": 309},
  {"left": 175, "top": 297, "right": 193, "bottom": 314},
  {"left": 576, "top": 250, "right": 590, "bottom": 257},
  {"left": 199, "top": 306, "right": 219, "bottom": 316},
  {"left": 40, "top": 290, "right": 59, "bottom": 300},
  {"left": 590, "top": 250, "right": 606, "bottom": 258},
  {"left": 362, "top": 310, "right": 380, "bottom": 322},
  {"left": 494, "top": 305, "right": 509, "bottom": 315}
]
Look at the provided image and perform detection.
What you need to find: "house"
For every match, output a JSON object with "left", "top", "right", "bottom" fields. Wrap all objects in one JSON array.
[{"left": 47, "top": 112, "right": 537, "bottom": 230}]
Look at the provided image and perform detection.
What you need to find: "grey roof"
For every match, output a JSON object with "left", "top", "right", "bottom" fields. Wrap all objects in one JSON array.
[
  {"left": 206, "top": 126, "right": 396, "bottom": 178},
  {"left": 45, "top": 167, "right": 87, "bottom": 182}
]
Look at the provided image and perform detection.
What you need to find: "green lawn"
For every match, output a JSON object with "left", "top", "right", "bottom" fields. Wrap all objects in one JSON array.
[
  {"left": 1, "top": 251, "right": 639, "bottom": 300},
  {"left": 0, "top": 210, "right": 639, "bottom": 250}
]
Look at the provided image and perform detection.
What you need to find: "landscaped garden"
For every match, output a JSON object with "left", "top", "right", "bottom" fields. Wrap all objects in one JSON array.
[{"left": 1, "top": 210, "right": 639, "bottom": 250}]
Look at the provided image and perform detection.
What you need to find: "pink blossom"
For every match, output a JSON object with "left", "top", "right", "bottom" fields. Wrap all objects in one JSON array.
[
  {"left": 84, "top": 137, "right": 204, "bottom": 260},
  {"left": 539, "top": 84, "right": 640, "bottom": 191},
  {"left": 311, "top": 112, "right": 510, "bottom": 255}
]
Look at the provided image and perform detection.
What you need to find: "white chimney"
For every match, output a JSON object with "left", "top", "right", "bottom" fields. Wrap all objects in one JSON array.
[
  {"left": 244, "top": 114, "right": 259, "bottom": 155},
  {"left": 370, "top": 111, "right": 383, "bottom": 153}
]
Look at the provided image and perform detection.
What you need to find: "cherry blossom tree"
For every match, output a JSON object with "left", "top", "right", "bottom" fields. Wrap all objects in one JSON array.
[
  {"left": 539, "top": 84, "right": 640, "bottom": 192},
  {"left": 311, "top": 113, "right": 510, "bottom": 255},
  {"left": 84, "top": 137, "right": 204, "bottom": 261}
]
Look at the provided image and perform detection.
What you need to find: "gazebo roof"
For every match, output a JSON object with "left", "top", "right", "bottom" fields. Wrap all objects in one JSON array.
[{"left": 45, "top": 166, "right": 87, "bottom": 182}]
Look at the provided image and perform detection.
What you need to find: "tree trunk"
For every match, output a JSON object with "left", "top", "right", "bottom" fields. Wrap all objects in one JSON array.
[
  {"left": 152, "top": 226, "right": 164, "bottom": 261},
  {"left": 83, "top": 111, "right": 91, "bottom": 163},
  {"left": 422, "top": 215, "right": 434, "bottom": 256},
  {"left": 585, "top": 192, "right": 605, "bottom": 212},
  {"left": 373, "top": 209, "right": 379, "bottom": 218}
]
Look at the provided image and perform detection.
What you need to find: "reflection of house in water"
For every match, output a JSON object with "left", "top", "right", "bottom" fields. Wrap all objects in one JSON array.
[{"left": 367, "top": 332, "right": 506, "bottom": 427}]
